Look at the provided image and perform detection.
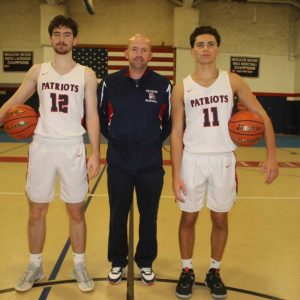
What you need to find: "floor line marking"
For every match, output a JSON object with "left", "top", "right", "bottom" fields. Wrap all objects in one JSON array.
[
  {"left": 0, "top": 277, "right": 286, "bottom": 300},
  {"left": 38, "top": 164, "right": 107, "bottom": 300},
  {"left": 1, "top": 156, "right": 300, "bottom": 168},
  {"left": 1, "top": 192, "right": 299, "bottom": 200}
]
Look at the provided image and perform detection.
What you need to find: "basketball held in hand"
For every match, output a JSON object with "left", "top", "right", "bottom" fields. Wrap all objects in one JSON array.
[
  {"left": 3, "top": 104, "right": 39, "bottom": 140},
  {"left": 229, "top": 110, "right": 264, "bottom": 146}
]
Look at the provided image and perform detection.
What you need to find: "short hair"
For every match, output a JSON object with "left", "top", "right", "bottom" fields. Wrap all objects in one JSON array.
[
  {"left": 48, "top": 15, "right": 78, "bottom": 37},
  {"left": 190, "top": 26, "right": 221, "bottom": 48}
]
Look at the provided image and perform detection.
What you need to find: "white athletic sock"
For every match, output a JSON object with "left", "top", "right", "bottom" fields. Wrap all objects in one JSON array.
[
  {"left": 182, "top": 258, "right": 193, "bottom": 269},
  {"left": 73, "top": 252, "right": 85, "bottom": 266},
  {"left": 210, "top": 258, "right": 221, "bottom": 270},
  {"left": 29, "top": 253, "right": 42, "bottom": 267}
]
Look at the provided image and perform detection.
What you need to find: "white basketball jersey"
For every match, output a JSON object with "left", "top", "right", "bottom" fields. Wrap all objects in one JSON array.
[
  {"left": 35, "top": 62, "right": 86, "bottom": 138},
  {"left": 183, "top": 70, "right": 237, "bottom": 153}
]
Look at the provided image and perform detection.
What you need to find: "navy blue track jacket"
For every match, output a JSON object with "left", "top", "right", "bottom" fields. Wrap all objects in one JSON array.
[{"left": 98, "top": 68, "right": 172, "bottom": 173}]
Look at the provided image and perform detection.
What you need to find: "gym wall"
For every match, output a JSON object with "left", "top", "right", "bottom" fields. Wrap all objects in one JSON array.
[{"left": 0, "top": 0, "right": 299, "bottom": 133}]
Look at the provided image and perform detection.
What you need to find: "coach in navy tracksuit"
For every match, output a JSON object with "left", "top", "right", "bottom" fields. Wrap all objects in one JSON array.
[{"left": 97, "top": 34, "right": 172, "bottom": 285}]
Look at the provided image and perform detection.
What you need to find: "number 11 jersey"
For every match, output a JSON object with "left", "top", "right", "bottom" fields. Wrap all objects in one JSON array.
[{"left": 183, "top": 70, "right": 237, "bottom": 153}]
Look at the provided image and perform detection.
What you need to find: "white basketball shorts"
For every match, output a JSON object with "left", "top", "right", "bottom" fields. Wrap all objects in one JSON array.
[
  {"left": 26, "top": 135, "right": 88, "bottom": 203},
  {"left": 178, "top": 151, "right": 237, "bottom": 213}
]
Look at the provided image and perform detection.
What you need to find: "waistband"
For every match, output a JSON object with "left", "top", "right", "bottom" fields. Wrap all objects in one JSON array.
[
  {"left": 33, "top": 134, "right": 83, "bottom": 145},
  {"left": 183, "top": 149, "right": 233, "bottom": 156}
]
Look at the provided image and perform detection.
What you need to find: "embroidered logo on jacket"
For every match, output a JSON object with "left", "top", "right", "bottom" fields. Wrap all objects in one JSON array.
[{"left": 145, "top": 89, "right": 158, "bottom": 103}]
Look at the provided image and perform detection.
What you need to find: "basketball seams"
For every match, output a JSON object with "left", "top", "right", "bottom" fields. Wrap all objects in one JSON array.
[
  {"left": 228, "top": 131, "right": 263, "bottom": 137},
  {"left": 229, "top": 120, "right": 263, "bottom": 124},
  {"left": 2, "top": 105, "right": 38, "bottom": 139},
  {"left": 4, "top": 122, "right": 38, "bottom": 138},
  {"left": 228, "top": 110, "right": 264, "bottom": 146},
  {"left": 4, "top": 119, "right": 38, "bottom": 130},
  {"left": 3, "top": 115, "right": 39, "bottom": 125},
  {"left": 9, "top": 125, "right": 38, "bottom": 139}
]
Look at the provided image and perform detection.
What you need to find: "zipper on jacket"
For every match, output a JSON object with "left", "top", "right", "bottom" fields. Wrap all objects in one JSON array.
[{"left": 133, "top": 78, "right": 140, "bottom": 88}]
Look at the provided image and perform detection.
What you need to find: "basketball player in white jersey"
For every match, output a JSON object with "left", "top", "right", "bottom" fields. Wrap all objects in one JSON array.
[
  {"left": 171, "top": 26, "right": 278, "bottom": 299},
  {"left": 0, "top": 16, "right": 100, "bottom": 292}
]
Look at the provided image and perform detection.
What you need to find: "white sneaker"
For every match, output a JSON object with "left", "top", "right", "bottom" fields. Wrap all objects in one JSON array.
[
  {"left": 140, "top": 267, "right": 155, "bottom": 285},
  {"left": 72, "top": 263, "right": 95, "bottom": 292},
  {"left": 15, "top": 262, "right": 45, "bottom": 292},
  {"left": 108, "top": 267, "right": 125, "bottom": 284}
]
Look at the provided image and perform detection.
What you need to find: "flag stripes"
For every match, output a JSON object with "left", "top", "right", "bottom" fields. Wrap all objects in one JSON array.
[{"left": 73, "top": 45, "right": 176, "bottom": 83}]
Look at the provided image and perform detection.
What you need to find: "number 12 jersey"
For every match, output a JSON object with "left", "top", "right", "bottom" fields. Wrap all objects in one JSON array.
[{"left": 35, "top": 62, "right": 86, "bottom": 138}]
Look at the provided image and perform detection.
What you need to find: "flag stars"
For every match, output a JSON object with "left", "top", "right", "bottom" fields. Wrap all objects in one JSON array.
[{"left": 73, "top": 48, "right": 108, "bottom": 79}]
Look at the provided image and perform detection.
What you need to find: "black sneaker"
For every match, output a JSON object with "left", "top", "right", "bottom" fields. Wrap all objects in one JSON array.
[
  {"left": 175, "top": 268, "right": 195, "bottom": 299},
  {"left": 204, "top": 268, "right": 227, "bottom": 299}
]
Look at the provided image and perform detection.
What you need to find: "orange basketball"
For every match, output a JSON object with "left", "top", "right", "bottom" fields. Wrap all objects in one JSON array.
[
  {"left": 3, "top": 104, "right": 39, "bottom": 139},
  {"left": 229, "top": 110, "right": 264, "bottom": 146}
]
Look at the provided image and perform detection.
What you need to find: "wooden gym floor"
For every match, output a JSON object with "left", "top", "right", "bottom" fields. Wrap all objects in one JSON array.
[{"left": 0, "top": 134, "right": 299, "bottom": 300}]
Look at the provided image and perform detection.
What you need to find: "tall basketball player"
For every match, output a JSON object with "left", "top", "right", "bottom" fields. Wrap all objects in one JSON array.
[
  {"left": 171, "top": 26, "right": 278, "bottom": 299},
  {"left": 0, "top": 15, "right": 100, "bottom": 292}
]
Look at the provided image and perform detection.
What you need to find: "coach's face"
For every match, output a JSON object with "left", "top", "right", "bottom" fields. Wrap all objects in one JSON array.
[
  {"left": 51, "top": 26, "right": 77, "bottom": 55},
  {"left": 125, "top": 35, "right": 152, "bottom": 71}
]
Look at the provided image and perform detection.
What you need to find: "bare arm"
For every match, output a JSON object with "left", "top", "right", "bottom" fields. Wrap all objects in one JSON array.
[
  {"left": 230, "top": 72, "right": 278, "bottom": 184},
  {"left": 0, "top": 64, "right": 40, "bottom": 123},
  {"left": 84, "top": 67, "right": 100, "bottom": 179},
  {"left": 170, "top": 83, "right": 187, "bottom": 202}
]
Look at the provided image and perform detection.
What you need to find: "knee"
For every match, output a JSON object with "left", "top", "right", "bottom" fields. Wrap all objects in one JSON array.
[
  {"left": 140, "top": 210, "right": 158, "bottom": 224},
  {"left": 212, "top": 215, "right": 228, "bottom": 231},
  {"left": 29, "top": 206, "right": 47, "bottom": 223},
  {"left": 69, "top": 210, "right": 84, "bottom": 223},
  {"left": 110, "top": 210, "right": 129, "bottom": 227},
  {"left": 66, "top": 203, "right": 85, "bottom": 223},
  {"left": 180, "top": 213, "right": 198, "bottom": 229}
]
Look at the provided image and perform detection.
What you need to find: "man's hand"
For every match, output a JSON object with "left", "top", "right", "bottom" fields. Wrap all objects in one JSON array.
[
  {"left": 87, "top": 152, "right": 100, "bottom": 179},
  {"left": 260, "top": 156, "right": 278, "bottom": 184},
  {"left": 173, "top": 177, "right": 187, "bottom": 203}
]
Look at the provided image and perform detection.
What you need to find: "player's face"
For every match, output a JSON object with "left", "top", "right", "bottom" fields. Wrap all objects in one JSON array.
[
  {"left": 191, "top": 34, "right": 219, "bottom": 64},
  {"left": 125, "top": 38, "right": 152, "bottom": 70},
  {"left": 51, "top": 26, "right": 77, "bottom": 55}
]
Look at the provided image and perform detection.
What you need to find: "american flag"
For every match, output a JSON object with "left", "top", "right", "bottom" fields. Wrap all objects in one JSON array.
[{"left": 73, "top": 45, "right": 176, "bottom": 84}]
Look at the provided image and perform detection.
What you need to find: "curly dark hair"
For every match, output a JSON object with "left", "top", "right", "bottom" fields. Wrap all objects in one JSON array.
[
  {"left": 190, "top": 26, "right": 221, "bottom": 48},
  {"left": 48, "top": 15, "right": 78, "bottom": 37}
]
